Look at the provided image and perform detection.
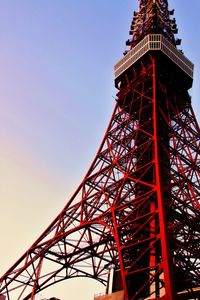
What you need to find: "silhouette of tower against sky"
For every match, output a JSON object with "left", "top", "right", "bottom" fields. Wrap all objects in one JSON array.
[{"left": 0, "top": 1, "right": 200, "bottom": 299}]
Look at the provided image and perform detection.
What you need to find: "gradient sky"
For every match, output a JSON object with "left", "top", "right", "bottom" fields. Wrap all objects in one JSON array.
[{"left": 0, "top": 1, "right": 199, "bottom": 299}]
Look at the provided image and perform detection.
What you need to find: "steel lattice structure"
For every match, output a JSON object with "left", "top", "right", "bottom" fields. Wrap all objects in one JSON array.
[{"left": 0, "top": 1, "right": 200, "bottom": 299}]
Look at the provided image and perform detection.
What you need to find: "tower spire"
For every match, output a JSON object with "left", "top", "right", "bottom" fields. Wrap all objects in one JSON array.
[{"left": 127, "top": 0, "right": 179, "bottom": 49}]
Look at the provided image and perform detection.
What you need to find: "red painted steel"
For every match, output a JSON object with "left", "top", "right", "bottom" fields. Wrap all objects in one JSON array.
[
  {"left": 152, "top": 57, "right": 176, "bottom": 300},
  {"left": 0, "top": 0, "right": 200, "bottom": 299}
]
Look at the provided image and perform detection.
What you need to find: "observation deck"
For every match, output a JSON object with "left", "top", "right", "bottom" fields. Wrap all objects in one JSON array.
[{"left": 114, "top": 34, "right": 194, "bottom": 84}]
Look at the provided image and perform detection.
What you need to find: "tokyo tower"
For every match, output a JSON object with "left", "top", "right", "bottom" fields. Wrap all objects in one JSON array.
[{"left": 0, "top": 0, "right": 200, "bottom": 299}]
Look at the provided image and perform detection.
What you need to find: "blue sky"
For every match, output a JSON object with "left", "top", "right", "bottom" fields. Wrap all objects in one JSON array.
[{"left": 0, "top": 1, "right": 199, "bottom": 299}]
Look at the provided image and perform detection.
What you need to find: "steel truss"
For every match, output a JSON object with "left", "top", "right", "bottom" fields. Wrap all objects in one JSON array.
[{"left": 0, "top": 54, "right": 200, "bottom": 300}]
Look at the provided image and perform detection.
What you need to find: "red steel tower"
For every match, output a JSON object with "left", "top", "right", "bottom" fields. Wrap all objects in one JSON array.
[{"left": 0, "top": 0, "right": 200, "bottom": 299}]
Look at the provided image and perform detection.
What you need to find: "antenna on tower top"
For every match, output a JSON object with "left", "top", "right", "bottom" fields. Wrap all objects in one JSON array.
[{"left": 125, "top": 0, "right": 181, "bottom": 50}]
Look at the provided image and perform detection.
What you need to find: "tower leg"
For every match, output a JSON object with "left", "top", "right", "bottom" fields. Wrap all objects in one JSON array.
[{"left": 152, "top": 57, "right": 177, "bottom": 300}]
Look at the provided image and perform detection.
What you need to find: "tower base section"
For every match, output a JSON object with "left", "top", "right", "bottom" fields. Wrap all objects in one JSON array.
[{"left": 94, "top": 291, "right": 124, "bottom": 300}]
